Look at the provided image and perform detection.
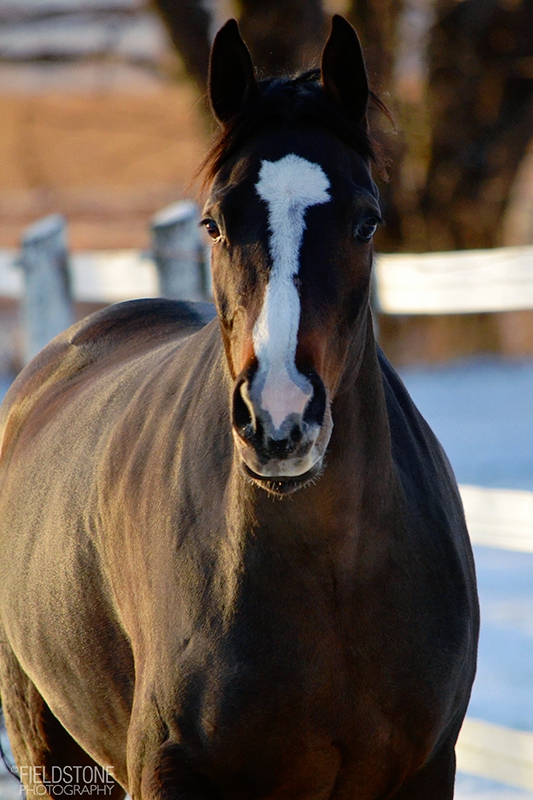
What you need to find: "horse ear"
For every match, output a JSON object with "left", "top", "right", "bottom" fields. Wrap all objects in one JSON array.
[
  {"left": 321, "top": 15, "right": 369, "bottom": 125},
  {"left": 208, "top": 19, "right": 258, "bottom": 125}
]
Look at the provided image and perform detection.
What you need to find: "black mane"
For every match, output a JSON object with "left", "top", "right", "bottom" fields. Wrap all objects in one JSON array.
[{"left": 201, "top": 70, "right": 388, "bottom": 184}]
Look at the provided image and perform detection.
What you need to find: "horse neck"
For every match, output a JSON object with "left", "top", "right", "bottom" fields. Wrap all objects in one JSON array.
[{"left": 328, "top": 310, "right": 395, "bottom": 501}]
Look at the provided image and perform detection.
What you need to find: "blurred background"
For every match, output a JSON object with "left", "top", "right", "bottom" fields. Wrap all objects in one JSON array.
[{"left": 1, "top": 1, "right": 533, "bottom": 798}]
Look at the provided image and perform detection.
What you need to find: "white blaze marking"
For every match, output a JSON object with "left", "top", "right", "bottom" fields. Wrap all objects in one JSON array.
[{"left": 253, "top": 154, "right": 330, "bottom": 430}]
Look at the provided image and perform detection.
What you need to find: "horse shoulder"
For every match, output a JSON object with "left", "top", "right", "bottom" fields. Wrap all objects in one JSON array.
[{"left": 0, "top": 299, "right": 217, "bottom": 466}]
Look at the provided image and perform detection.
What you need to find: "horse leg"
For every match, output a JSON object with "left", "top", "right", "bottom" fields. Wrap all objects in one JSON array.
[
  {"left": 0, "top": 642, "right": 125, "bottom": 799},
  {"left": 387, "top": 740, "right": 456, "bottom": 800}
]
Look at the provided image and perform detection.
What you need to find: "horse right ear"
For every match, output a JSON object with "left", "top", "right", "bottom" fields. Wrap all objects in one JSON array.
[
  {"left": 321, "top": 15, "right": 369, "bottom": 125},
  {"left": 208, "top": 19, "right": 258, "bottom": 125}
]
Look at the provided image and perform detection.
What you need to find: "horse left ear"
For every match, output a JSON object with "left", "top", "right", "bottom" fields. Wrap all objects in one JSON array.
[
  {"left": 321, "top": 15, "right": 369, "bottom": 125},
  {"left": 208, "top": 19, "right": 258, "bottom": 125}
]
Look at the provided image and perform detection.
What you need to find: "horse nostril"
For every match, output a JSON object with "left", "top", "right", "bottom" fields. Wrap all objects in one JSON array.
[
  {"left": 232, "top": 379, "right": 255, "bottom": 439},
  {"left": 290, "top": 423, "right": 302, "bottom": 444},
  {"left": 303, "top": 372, "right": 326, "bottom": 428}
]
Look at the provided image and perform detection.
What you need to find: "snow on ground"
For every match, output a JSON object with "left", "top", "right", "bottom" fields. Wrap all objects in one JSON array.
[
  {"left": 455, "top": 773, "right": 533, "bottom": 799},
  {"left": 400, "top": 357, "right": 533, "bottom": 492},
  {"left": 1, "top": 357, "right": 533, "bottom": 798}
]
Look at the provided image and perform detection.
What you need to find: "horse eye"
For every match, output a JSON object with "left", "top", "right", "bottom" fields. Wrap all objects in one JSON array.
[
  {"left": 355, "top": 216, "right": 380, "bottom": 242},
  {"left": 202, "top": 218, "right": 221, "bottom": 241}
]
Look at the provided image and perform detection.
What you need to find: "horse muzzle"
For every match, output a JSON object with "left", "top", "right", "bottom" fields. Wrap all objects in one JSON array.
[{"left": 231, "top": 367, "right": 332, "bottom": 494}]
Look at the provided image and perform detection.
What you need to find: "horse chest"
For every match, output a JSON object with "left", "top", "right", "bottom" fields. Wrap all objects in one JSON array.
[
  {"left": 175, "top": 647, "right": 424, "bottom": 800},
  {"left": 168, "top": 573, "right": 444, "bottom": 798}
]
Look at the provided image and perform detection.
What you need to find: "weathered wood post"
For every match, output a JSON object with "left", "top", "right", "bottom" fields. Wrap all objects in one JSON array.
[
  {"left": 20, "top": 214, "right": 74, "bottom": 365},
  {"left": 151, "top": 200, "right": 208, "bottom": 301}
]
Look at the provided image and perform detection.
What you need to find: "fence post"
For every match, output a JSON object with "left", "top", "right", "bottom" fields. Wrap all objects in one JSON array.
[
  {"left": 151, "top": 201, "right": 207, "bottom": 301},
  {"left": 20, "top": 214, "right": 74, "bottom": 364}
]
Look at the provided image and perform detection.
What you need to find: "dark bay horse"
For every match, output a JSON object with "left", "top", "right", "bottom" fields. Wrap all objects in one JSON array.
[{"left": 0, "top": 16, "right": 478, "bottom": 800}]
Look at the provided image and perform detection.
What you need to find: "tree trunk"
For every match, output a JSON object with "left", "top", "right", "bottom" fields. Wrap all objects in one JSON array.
[
  {"left": 420, "top": 0, "right": 533, "bottom": 251},
  {"left": 346, "top": 0, "right": 401, "bottom": 94},
  {"left": 151, "top": 0, "right": 326, "bottom": 93},
  {"left": 237, "top": 0, "right": 326, "bottom": 75},
  {"left": 151, "top": 0, "right": 212, "bottom": 94}
]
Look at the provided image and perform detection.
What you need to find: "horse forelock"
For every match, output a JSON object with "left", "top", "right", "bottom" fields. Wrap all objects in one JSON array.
[{"left": 199, "top": 72, "right": 387, "bottom": 189}]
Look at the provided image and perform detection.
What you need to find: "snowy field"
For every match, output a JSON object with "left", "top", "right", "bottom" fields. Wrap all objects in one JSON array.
[
  {"left": 1, "top": 356, "right": 533, "bottom": 798},
  {"left": 402, "top": 358, "right": 533, "bottom": 493}
]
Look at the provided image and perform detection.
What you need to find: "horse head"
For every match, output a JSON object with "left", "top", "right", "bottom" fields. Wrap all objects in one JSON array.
[{"left": 202, "top": 16, "right": 382, "bottom": 494}]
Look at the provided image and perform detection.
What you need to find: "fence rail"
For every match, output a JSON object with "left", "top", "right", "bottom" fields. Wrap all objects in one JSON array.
[
  {"left": 460, "top": 484, "right": 533, "bottom": 553},
  {"left": 0, "top": 246, "right": 157, "bottom": 303},
  {"left": 4, "top": 222, "right": 533, "bottom": 314},
  {"left": 3, "top": 207, "right": 533, "bottom": 312},
  {"left": 457, "top": 718, "right": 533, "bottom": 792},
  {"left": 0, "top": 0, "right": 161, "bottom": 66},
  {"left": 376, "top": 245, "right": 533, "bottom": 315},
  {"left": 0, "top": 204, "right": 209, "bottom": 361}
]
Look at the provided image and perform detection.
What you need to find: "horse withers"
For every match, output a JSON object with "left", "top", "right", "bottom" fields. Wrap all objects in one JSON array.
[{"left": 0, "top": 16, "right": 478, "bottom": 800}]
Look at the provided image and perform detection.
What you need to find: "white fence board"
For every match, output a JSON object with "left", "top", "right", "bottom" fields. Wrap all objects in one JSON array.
[
  {"left": 457, "top": 718, "right": 533, "bottom": 792},
  {"left": 0, "top": 250, "right": 22, "bottom": 299},
  {"left": 4, "top": 244, "right": 533, "bottom": 314},
  {"left": 460, "top": 484, "right": 533, "bottom": 553},
  {"left": 0, "top": 248, "right": 158, "bottom": 302},
  {"left": 72, "top": 250, "right": 158, "bottom": 302},
  {"left": 375, "top": 245, "right": 533, "bottom": 314}
]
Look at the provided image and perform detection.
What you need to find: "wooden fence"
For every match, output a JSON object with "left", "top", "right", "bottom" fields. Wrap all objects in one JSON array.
[
  {"left": 1, "top": 203, "right": 208, "bottom": 362},
  {"left": 2, "top": 201, "right": 533, "bottom": 360},
  {"left": 457, "top": 718, "right": 533, "bottom": 792},
  {"left": 1, "top": 203, "right": 533, "bottom": 792},
  {"left": 376, "top": 246, "right": 533, "bottom": 315}
]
